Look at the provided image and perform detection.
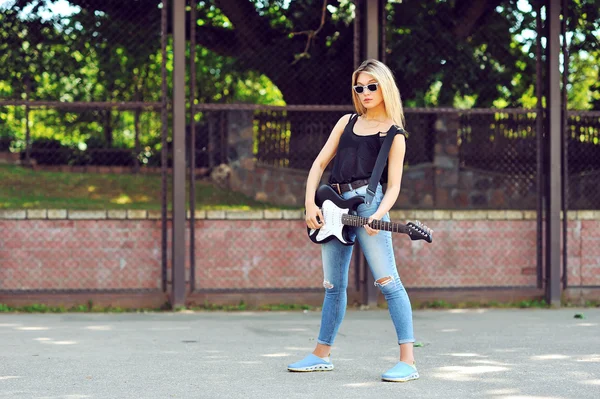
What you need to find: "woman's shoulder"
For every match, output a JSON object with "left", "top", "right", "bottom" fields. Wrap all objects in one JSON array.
[
  {"left": 332, "top": 113, "right": 357, "bottom": 131},
  {"left": 330, "top": 114, "right": 356, "bottom": 137},
  {"left": 391, "top": 125, "right": 409, "bottom": 139},
  {"left": 379, "top": 125, "right": 408, "bottom": 140},
  {"left": 338, "top": 113, "right": 356, "bottom": 124}
]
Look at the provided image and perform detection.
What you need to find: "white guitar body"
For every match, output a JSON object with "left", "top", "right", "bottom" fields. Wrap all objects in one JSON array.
[
  {"left": 307, "top": 186, "right": 367, "bottom": 246},
  {"left": 309, "top": 200, "right": 352, "bottom": 244}
]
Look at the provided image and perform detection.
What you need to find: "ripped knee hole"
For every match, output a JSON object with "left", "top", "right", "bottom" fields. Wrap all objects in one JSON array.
[{"left": 374, "top": 276, "right": 393, "bottom": 287}]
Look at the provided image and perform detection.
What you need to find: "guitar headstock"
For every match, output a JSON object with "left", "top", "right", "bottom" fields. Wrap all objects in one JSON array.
[{"left": 406, "top": 220, "right": 433, "bottom": 243}]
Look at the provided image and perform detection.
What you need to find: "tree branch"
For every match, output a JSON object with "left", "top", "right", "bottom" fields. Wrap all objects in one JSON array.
[
  {"left": 213, "top": 0, "right": 271, "bottom": 49},
  {"left": 194, "top": 25, "right": 240, "bottom": 58},
  {"left": 290, "top": 0, "right": 328, "bottom": 64},
  {"left": 452, "top": 0, "right": 504, "bottom": 40}
]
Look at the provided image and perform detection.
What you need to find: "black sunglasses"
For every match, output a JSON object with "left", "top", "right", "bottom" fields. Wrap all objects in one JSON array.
[{"left": 353, "top": 82, "right": 379, "bottom": 94}]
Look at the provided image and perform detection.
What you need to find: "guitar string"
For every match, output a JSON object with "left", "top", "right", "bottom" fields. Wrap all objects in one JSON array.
[
  {"left": 340, "top": 215, "right": 430, "bottom": 237},
  {"left": 341, "top": 214, "right": 401, "bottom": 233}
]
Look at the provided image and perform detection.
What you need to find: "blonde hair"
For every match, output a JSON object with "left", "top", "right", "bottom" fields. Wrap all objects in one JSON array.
[{"left": 351, "top": 59, "right": 405, "bottom": 128}]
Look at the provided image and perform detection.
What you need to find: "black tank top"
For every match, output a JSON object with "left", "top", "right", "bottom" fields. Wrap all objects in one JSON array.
[{"left": 329, "top": 114, "right": 406, "bottom": 185}]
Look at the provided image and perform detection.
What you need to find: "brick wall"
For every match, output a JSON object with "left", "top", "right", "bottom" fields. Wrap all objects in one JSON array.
[
  {"left": 0, "top": 216, "right": 163, "bottom": 291},
  {"left": 1, "top": 209, "right": 599, "bottom": 306}
]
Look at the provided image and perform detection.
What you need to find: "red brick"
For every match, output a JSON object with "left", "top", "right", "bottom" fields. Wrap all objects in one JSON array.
[{"left": 3, "top": 218, "right": 597, "bottom": 292}]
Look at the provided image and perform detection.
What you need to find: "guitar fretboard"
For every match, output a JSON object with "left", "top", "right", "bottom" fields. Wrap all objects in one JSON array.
[{"left": 341, "top": 214, "right": 408, "bottom": 234}]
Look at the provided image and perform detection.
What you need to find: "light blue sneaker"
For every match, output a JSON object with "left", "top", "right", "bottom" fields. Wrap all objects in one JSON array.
[
  {"left": 287, "top": 354, "right": 334, "bottom": 372},
  {"left": 381, "top": 362, "right": 419, "bottom": 382}
]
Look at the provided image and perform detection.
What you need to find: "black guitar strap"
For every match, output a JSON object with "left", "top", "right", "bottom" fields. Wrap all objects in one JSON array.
[{"left": 364, "top": 126, "right": 405, "bottom": 205}]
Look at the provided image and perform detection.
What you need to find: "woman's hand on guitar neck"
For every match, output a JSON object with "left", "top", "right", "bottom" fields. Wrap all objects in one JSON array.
[
  {"left": 305, "top": 202, "right": 325, "bottom": 229},
  {"left": 365, "top": 212, "right": 384, "bottom": 236}
]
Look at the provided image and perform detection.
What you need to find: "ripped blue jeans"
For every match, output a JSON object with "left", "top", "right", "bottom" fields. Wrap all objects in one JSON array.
[{"left": 317, "top": 183, "right": 415, "bottom": 346}]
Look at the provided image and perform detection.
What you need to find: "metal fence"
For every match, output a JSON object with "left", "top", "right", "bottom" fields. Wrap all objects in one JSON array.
[
  {"left": 1, "top": 0, "right": 599, "bottom": 305},
  {"left": 0, "top": 0, "right": 170, "bottom": 297}
]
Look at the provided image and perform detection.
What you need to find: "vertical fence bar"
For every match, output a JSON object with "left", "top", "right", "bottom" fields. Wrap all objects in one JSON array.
[
  {"left": 161, "top": 0, "right": 169, "bottom": 293},
  {"left": 208, "top": 113, "right": 215, "bottom": 168},
  {"left": 172, "top": 0, "right": 187, "bottom": 308},
  {"left": 535, "top": 0, "right": 544, "bottom": 290},
  {"left": 24, "top": 76, "right": 32, "bottom": 166},
  {"left": 353, "top": 0, "right": 364, "bottom": 299},
  {"left": 363, "top": 0, "right": 382, "bottom": 307},
  {"left": 561, "top": 0, "right": 569, "bottom": 289},
  {"left": 353, "top": 0, "right": 360, "bottom": 69},
  {"left": 134, "top": 108, "right": 141, "bottom": 174},
  {"left": 546, "top": 0, "right": 562, "bottom": 306},
  {"left": 380, "top": 0, "right": 386, "bottom": 64},
  {"left": 189, "top": 0, "right": 197, "bottom": 292}
]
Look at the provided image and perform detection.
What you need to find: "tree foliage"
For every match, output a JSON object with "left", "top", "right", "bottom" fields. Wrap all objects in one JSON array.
[{"left": 0, "top": 0, "right": 599, "bottom": 151}]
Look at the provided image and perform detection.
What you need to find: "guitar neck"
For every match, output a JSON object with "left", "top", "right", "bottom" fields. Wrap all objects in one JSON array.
[{"left": 341, "top": 214, "right": 408, "bottom": 234}]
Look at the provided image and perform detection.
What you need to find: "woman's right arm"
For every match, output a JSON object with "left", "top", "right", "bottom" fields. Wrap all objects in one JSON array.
[{"left": 305, "top": 114, "right": 352, "bottom": 229}]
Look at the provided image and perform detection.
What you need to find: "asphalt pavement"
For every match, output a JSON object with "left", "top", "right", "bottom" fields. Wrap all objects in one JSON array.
[{"left": 2, "top": 308, "right": 599, "bottom": 399}]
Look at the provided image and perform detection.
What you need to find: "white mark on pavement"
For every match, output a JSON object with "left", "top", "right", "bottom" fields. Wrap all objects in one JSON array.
[
  {"left": 494, "top": 396, "right": 564, "bottom": 399},
  {"left": 343, "top": 382, "right": 377, "bottom": 388},
  {"left": 444, "top": 353, "right": 486, "bottom": 357},
  {"left": 440, "top": 365, "right": 508, "bottom": 374},
  {"left": 148, "top": 327, "right": 192, "bottom": 331},
  {"left": 484, "top": 389, "right": 520, "bottom": 395},
  {"left": 448, "top": 309, "right": 487, "bottom": 314},
  {"left": 432, "top": 365, "right": 509, "bottom": 382},
  {"left": 470, "top": 359, "right": 515, "bottom": 366},
  {"left": 84, "top": 325, "right": 112, "bottom": 331},
  {"left": 15, "top": 327, "right": 49, "bottom": 331},
  {"left": 579, "top": 379, "right": 600, "bottom": 386},
  {"left": 494, "top": 348, "right": 523, "bottom": 353},
  {"left": 261, "top": 353, "right": 290, "bottom": 357},
  {"left": 227, "top": 312, "right": 258, "bottom": 316},
  {"left": 531, "top": 354, "right": 570, "bottom": 360},
  {"left": 576, "top": 354, "right": 600, "bottom": 362}
]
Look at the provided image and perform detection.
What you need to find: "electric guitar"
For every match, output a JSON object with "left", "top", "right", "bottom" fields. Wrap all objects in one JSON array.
[{"left": 307, "top": 185, "right": 433, "bottom": 245}]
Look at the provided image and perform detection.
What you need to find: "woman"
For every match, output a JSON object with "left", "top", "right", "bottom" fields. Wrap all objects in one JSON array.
[{"left": 287, "top": 59, "right": 418, "bottom": 382}]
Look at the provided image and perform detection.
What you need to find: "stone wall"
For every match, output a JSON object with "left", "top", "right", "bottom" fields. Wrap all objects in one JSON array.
[
  {"left": 569, "top": 170, "right": 600, "bottom": 209},
  {"left": 225, "top": 111, "right": 542, "bottom": 209},
  {"left": 230, "top": 163, "right": 314, "bottom": 207},
  {"left": 0, "top": 151, "right": 20, "bottom": 165}
]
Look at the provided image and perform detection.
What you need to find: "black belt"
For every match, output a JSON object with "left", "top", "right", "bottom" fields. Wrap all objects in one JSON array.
[{"left": 331, "top": 179, "right": 370, "bottom": 195}]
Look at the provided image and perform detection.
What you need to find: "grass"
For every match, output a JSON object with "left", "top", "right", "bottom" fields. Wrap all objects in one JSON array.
[
  {"left": 2, "top": 300, "right": 598, "bottom": 314},
  {"left": 0, "top": 302, "right": 314, "bottom": 313},
  {"left": 0, "top": 302, "right": 166, "bottom": 313},
  {"left": 0, "top": 165, "right": 294, "bottom": 210},
  {"left": 413, "top": 299, "right": 551, "bottom": 309}
]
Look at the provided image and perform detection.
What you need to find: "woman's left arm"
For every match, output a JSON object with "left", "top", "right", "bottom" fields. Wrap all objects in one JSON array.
[{"left": 370, "top": 134, "right": 406, "bottom": 220}]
